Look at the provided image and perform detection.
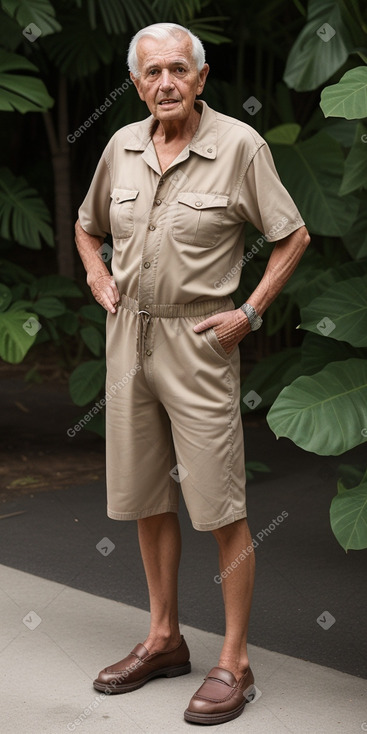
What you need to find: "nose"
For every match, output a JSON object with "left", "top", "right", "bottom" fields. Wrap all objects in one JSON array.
[{"left": 159, "top": 68, "right": 174, "bottom": 92}]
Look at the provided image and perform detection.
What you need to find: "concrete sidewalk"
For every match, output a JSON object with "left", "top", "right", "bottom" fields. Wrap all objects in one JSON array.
[{"left": 1, "top": 564, "right": 366, "bottom": 734}]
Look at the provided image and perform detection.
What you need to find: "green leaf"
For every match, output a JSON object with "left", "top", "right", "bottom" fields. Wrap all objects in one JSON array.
[
  {"left": 0, "top": 167, "right": 54, "bottom": 248},
  {"left": 301, "top": 332, "right": 366, "bottom": 375},
  {"left": 0, "top": 258, "right": 35, "bottom": 284},
  {"left": 267, "top": 358, "right": 367, "bottom": 456},
  {"left": 270, "top": 132, "right": 359, "bottom": 236},
  {"left": 75, "top": 0, "right": 155, "bottom": 34},
  {"left": 55, "top": 310, "right": 79, "bottom": 335},
  {"left": 300, "top": 275, "right": 367, "bottom": 347},
  {"left": 0, "top": 283, "right": 12, "bottom": 311},
  {"left": 342, "top": 204, "right": 367, "bottom": 260},
  {"left": 265, "top": 124, "right": 301, "bottom": 145},
  {"left": 1, "top": 0, "right": 61, "bottom": 36},
  {"left": 339, "top": 124, "right": 367, "bottom": 195},
  {"left": 245, "top": 461, "right": 271, "bottom": 481},
  {"left": 283, "top": 0, "right": 353, "bottom": 92},
  {"left": 36, "top": 274, "right": 83, "bottom": 298},
  {"left": 33, "top": 296, "right": 66, "bottom": 318},
  {"left": 80, "top": 303, "right": 106, "bottom": 325},
  {"left": 330, "top": 481, "right": 367, "bottom": 551},
  {"left": 241, "top": 347, "right": 303, "bottom": 412},
  {"left": 320, "top": 67, "right": 367, "bottom": 119},
  {"left": 41, "top": 8, "right": 117, "bottom": 78},
  {"left": 0, "top": 307, "right": 40, "bottom": 362},
  {"left": 80, "top": 325, "right": 104, "bottom": 356},
  {"left": 69, "top": 359, "right": 106, "bottom": 406},
  {"left": 0, "top": 49, "right": 54, "bottom": 113}
]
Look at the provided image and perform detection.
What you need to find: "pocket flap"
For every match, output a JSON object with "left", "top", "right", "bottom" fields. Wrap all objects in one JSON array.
[
  {"left": 177, "top": 192, "right": 228, "bottom": 210},
  {"left": 110, "top": 188, "right": 139, "bottom": 204}
]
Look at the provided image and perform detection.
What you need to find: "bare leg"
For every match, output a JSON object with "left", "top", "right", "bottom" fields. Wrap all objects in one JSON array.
[
  {"left": 212, "top": 518, "right": 255, "bottom": 681},
  {"left": 137, "top": 511, "right": 182, "bottom": 653}
]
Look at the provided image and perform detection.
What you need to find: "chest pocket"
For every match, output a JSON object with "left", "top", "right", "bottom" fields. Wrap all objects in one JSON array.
[
  {"left": 110, "top": 188, "right": 139, "bottom": 239},
  {"left": 172, "top": 192, "right": 229, "bottom": 247}
]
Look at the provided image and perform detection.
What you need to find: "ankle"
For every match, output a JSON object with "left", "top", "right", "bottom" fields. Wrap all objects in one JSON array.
[{"left": 144, "top": 629, "right": 182, "bottom": 653}]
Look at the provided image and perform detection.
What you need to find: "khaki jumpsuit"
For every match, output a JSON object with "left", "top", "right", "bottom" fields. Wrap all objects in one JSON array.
[{"left": 78, "top": 100, "right": 304, "bottom": 530}]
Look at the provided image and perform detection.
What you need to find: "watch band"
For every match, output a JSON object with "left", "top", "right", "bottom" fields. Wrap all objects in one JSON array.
[{"left": 240, "top": 303, "right": 263, "bottom": 331}]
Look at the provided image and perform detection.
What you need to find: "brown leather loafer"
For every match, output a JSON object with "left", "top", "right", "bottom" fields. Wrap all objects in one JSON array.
[
  {"left": 184, "top": 665, "right": 255, "bottom": 725},
  {"left": 93, "top": 635, "right": 191, "bottom": 694}
]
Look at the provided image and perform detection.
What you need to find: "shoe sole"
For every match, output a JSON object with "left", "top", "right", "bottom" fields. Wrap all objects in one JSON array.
[
  {"left": 183, "top": 685, "right": 255, "bottom": 725},
  {"left": 93, "top": 661, "right": 191, "bottom": 694}
]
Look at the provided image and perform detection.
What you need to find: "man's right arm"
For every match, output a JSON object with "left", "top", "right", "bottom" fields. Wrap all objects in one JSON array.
[{"left": 75, "top": 219, "right": 120, "bottom": 314}]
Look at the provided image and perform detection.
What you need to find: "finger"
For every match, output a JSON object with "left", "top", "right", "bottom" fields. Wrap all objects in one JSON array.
[{"left": 193, "top": 317, "right": 218, "bottom": 333}]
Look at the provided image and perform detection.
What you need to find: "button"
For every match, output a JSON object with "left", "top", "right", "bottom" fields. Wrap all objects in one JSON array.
[
  {"left": 195, "top": 201, "right": 202, "bottom": 207},
  {"left": 115, "top": 196, "right": 120, "bottom": 202},
  {"left": 146, "top": 349, "right": 152, "bottom": 356},
  {"left": 155, "top": 199, "right": 162, "bottom": 205},
  {"left": 148, "top": 225, "right": 156, "bottom": 231},
  {"left": 207, "top": 147, "right": 213, "bottom": 153},
  {"left": 144, "top": 304, "right": 150, "bottom": 309},
  {"left": 144, "top": 261, "right": 150, "bottom": 269}
]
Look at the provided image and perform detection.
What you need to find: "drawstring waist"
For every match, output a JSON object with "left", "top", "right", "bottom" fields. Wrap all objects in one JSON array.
[{"left": 117, "top": 293, "right": 235, "bottom": 363}]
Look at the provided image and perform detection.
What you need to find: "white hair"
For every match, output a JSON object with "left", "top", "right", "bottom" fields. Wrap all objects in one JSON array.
[{"left": 127, "top": 22, "right": 206, "bottom": 77}]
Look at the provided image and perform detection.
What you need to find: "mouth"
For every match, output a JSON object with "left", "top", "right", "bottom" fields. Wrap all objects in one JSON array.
[{"left": 158, "top": 99, "right": 180, "bottom": 106}]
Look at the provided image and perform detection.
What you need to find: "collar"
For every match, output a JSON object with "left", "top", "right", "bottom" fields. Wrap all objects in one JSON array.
[{"left": 123, "top": 100, "right": 217, "bottom": 160}]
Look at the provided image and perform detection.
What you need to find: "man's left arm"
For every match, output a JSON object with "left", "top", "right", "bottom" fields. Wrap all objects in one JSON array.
[{"left": 193, "top": 225, "right": 311, "bottom": 353}]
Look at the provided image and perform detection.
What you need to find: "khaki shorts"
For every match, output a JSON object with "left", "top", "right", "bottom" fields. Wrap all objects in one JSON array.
[{"left": 105, "top": 295, "right": 247, "bottom": 531}]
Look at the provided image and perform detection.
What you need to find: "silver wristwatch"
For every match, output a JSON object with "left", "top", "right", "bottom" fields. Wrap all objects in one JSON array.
[{"left": 240, "top": 303, "right": 263, "bottom": 331}]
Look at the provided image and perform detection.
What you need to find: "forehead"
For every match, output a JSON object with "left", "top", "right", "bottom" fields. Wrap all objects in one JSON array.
[{"left": 136, "top": 33, "right": 194, "bottom": 69}]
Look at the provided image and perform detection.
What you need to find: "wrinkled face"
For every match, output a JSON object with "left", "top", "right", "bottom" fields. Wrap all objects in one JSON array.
[{"left": 131, "top": 33, "right": 209, "bottom": 122}]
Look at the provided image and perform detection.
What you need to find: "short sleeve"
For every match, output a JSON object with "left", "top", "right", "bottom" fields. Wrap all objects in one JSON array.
[
  {"left": 238, "top": 142, "right": 305, "bottom": 241},
  {"left": 78, "top": 150, "right": 111, "bottom": 238}
]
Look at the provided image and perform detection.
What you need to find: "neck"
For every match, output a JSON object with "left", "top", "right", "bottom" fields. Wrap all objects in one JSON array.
[{"left": 153, "top": 103, "right": 201, "bottom": 144}]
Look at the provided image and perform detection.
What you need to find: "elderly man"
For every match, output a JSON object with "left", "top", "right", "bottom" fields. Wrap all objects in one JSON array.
[{"left": 75, "top": 22, "right": 309, "bottom": 725}]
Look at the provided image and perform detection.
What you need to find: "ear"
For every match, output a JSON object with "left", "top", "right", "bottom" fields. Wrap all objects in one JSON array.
[
  {"left": 130, "top": 71, "right": 145, "bottom": 101},
  {"left": 196, "top": 63, "right": 210, "bottom": 96}
]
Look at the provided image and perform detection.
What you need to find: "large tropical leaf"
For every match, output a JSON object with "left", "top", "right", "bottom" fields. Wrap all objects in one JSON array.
[
  {"left": 1, "top": 0, "right": 61, "bottom": 36},
  {"left": 301, "top": 332, "right": 366, "bottom": 375},
  {"left": 0, "top": 49, "right": 54, "bottom": 112},
  {"left": 330, "top": 472, "right": 367, "bottom": 551},
  {"left": 42, "top": 7, "right": 117, "bottom": 78},
  {"left": 270, "top": 131, "right": 359, "bottom": 236},
  {"left": 284, "top": 257, "right": 366, "bottom": 308},
  {"left": 0, "top": 306, "right": 40, "bottom": 362},
  {"left": 320, "top": 67, "right": 367, "bottom": 119},
  {"left": 283, "top": 0, "right": 353, "bottom": 92},
  {"left": 343, "top": 204, "right": 367, "bottom": 260},
  {"left": 75, "top": 0, "right": 156, "bottom": 34},
  {"left": 267, "top": 358, "right": 367, "bottom": 455},
  {"left": 33, "top": 274, "right": 83, "bottom": 298},
  {"left": 339, "top": 124, "right": 367, "bottom": 195},
  {"left": 240, "top": 347, "right": 302, "bottom": 413},
  {"left": 0, "top": 167, "right": 54, "bottom": 249},
  {"left": 69, "top": 359, "right": 106, "bottom": 405},
  {"left": 299, "top": 275, "right": 367, "bottom": 347}
]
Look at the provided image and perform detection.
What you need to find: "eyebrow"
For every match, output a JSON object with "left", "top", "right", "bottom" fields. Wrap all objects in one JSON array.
[{"left": 144, "top": 59, "right": 189, "bottom": 72}]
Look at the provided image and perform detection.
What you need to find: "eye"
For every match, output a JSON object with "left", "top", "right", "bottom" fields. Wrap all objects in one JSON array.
[
  {"left": 148, "top": 69, "right": 159, "bottom": 76},
  {"left": 176, "top": 66, "right": 186, "bottom": 73}
]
